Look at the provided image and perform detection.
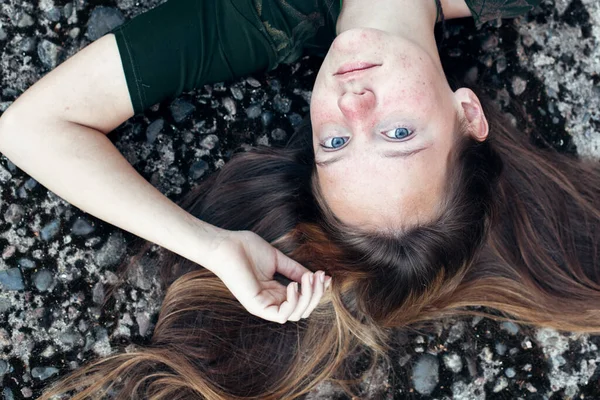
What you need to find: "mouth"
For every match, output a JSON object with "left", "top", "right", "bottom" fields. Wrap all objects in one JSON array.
[{"left": 334, "top": 62, "right": 381, "bottom": 76}]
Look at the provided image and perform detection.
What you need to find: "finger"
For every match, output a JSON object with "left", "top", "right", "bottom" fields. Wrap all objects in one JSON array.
[
  {"left": 301, "top": 270, "right": 325, "bottom": 319},
  {"left": 265, "top": 281, "right": 298, "bottom": 324},
  {"left": 287, "top": 272, "right": 314, "bottom": 321},
  {"left": 274, "top": 248, "right": 311, "bottom": 283}
]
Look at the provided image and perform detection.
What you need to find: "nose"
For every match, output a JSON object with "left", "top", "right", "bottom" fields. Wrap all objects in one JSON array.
[{"left": 338, "top": 89, "right": 376, "bottom": 120}]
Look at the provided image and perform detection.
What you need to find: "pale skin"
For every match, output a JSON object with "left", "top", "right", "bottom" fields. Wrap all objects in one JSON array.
[
  {"left": 0, "top": 0, "right": 485, "bottom": 323},
  {"left": 312, "top": 0, "right": 489, "bottom": 230}
]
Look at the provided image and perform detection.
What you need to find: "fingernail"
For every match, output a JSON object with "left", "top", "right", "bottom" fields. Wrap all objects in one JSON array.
[
  {"left": 319, "top": 271, "right": 325, "bottom": 283},
  {"left": 309, "top": 273, "right": 314, "bottom": 285},
  {"left": 325, "top": 277, "right": 332, "bottom": 289},
  {"left": 294, "top": 282, "right": 299, "bottom": 293}
]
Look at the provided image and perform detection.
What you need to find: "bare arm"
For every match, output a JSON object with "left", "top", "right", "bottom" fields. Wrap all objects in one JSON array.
[{"left": 0, "top": 33, "right": 226, "bottom": 269}]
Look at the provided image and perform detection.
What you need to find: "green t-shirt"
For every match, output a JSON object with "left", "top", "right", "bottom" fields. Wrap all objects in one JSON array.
[{"left": 109, "top": 0, "right": 540, "bottom": 115}]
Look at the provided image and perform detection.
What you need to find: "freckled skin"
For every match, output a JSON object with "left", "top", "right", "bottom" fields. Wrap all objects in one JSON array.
[{"left": 310, "top": 28, "right": 463, "bottom": 229}]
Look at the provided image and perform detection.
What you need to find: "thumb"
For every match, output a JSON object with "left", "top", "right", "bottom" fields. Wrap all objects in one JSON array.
[{"left": 274, "top": 248, "right": 311, "bottom": 282}]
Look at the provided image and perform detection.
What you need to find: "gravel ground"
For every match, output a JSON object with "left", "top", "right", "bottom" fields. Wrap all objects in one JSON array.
[{"left": 0, "top": 0, "right": 599, "bottom": 399}]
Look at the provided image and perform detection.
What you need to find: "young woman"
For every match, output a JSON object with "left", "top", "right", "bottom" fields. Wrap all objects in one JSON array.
[{"left": 2, "top": 0, "right": 599, "bottom": 398}]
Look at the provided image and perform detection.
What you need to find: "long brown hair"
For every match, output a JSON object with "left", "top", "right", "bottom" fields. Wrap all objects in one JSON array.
[{"left": 40, "top": 84, "right": 600, "bottom": 399}]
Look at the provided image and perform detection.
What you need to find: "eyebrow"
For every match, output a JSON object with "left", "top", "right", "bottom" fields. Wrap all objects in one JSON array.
[{"left": 315, "top": 145, "right": 431, "bottom": 167}]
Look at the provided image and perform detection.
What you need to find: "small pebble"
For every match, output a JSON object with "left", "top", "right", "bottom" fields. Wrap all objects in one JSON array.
[
  {"left": 37, "top": 39, "right": 66, "bottom": 69},
  {"left": 17, "top": 13, "right": 35, "bottom": 28},
  {"left": 0, "top": 359, "right": 9, "bottom": 375},
  {"left": 31, "top": 366, "right": 59, "bottom": 381},
  {"left": 230, "top": 86, "right": 244, "bottom": 100},
  {"left": 0, "top": 268, "right": 25, "bottom": 291},
  {"left": 246, "top": 77, "right": 261, "bottom": 87},
  {"left": 288, "top": 112, "right": 303, "bottom": 127},
  {"left": 146, "top": 119, "right": 164, "bottom": 144},
  {"left": 222, "top": 97, "right": 237, "bottom": 116},
  {"left": 2, "top": 388, "right": 14, "bottom": 400},
  {"left": 94, "top": 233, "right": 127, "bottom": 268},
  {"left": 170, "top": 98, "right": 196, "bottom": 123},
  {"left": 4, "top": 204, "right": 24, "bottom": 224},
  {"left": 71, "top": 218, "right": 95, "bottom": 236},
  {"left": 261, "top": 111, "right": 274, "bottom": 127},
  {"left": 17, "top": 258, "right": 36, "bottom": 269},
  {"left": 511, "top": 76, "right": 527, "bottom": 96},
  {"left": 86, "top": 7, "right": 125, "bottom": 41},
  {"left": 189, "top": 160, "right": 209, "bottom": 180},
  {"left": 271, "top": 128, "right": 287, "bottom": 141},
  {"left": 442, "top": 353, "right": 463, "bottom": 373},
  {"left": 33, "top": 269, "right": 54, "bottom": 292},
  {"left": 273, "top": 94, "right": 292, "bottom": 114},
  {"left": 245, "top": 104, "right": 262, "bottom": 119},
  {"left": 40, "top": 219, "right": 61, "bottom": 241},
  {"left": 411, "top": 354, "right": 439, "bottom": 395},
  {"left": 505, "top": 367, "right": 516, "bottom": 378},
  {"left": 45, "top": 7, "right": 62, "bottom": 22},
  {"left": 500, "top": 321, "right": 520, "bottom": 335}
]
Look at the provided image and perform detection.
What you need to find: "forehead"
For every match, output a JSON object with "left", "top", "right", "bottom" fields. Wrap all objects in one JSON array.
[{"left": 316, "top": 138, "right": 453, "bottom": 229}]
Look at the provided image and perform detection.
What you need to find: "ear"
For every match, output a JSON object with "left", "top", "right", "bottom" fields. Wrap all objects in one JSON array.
[{"left": 453, "top": 87, "right": 489, "bottom": 142}]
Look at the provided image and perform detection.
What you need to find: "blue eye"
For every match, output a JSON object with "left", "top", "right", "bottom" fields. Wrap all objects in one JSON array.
[
  {"left": 321, "top": 136, "right": 349, "bottom": 150},
  {"left": 384, "top": 127, "right": 413, "bottom": 140}
]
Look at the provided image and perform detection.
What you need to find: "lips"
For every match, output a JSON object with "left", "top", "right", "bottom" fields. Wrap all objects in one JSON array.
[{"left": 334, "top": 62, "right": 381, "bottom": 76}]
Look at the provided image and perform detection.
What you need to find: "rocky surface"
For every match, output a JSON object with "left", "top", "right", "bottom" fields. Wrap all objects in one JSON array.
[{"left": 0, "top": 0, "right": 599, "bottom": 398}]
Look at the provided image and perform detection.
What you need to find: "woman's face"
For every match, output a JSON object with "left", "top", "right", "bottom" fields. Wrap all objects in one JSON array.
[{"left": 310, "top": 28, "right": 463, "bottom": 230}]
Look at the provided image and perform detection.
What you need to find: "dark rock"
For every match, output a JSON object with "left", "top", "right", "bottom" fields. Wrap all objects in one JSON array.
[
  {"left": 246, "top": 77, "right": 261, "bottom": 87},
  {"left": 146, "top": 119, "right": 164, "bottom": 144},
  {"left": 86, "top": 7, "right": 125, "bottom": 41},
  {"left": 0, "top": 268, "right": 25, "bottom": 291},
  {"left": 222, "top": 97, "right": 237, "bottom": 116},
  {"left": 62, "top": 3, "right": 73, "bottom": 19},
  {"left": 261, "top": 111, "right": 274, "bottom": 127},
  {"left": 33, "top": 269, "right": 54, "bottom": 292},
  {"left": 2, "top": 388, "right": 14, "bottom": 400},
  {"left": 92, "top": 282, "right": 105, "bottom": 304},
  {"left": 17, "top": 258, "right": 35, "bottom": 269},
  {"left": 230, "top": 86, "right": 244, "bottom": 100},
  {"left": 268, "top": 79, "right": 281, "bottom": 92},
  {"left": 411, "top": 354, "right": 439, "bottom": 395},
  {"left": 511, "top": 76, "right": 527, "bottom": 96},
  {"left": 19, "top": 37, "right": 37, "bottom": 54},
  {"left": 0, "top": 298, "right": 11, "bottom": 313},
  {"left": 24, "top": 178, "right": 37, "bottom": 190},
  {"left": 4, "top": 204, "right": 24, "bottom": 224},
  {"left": 200, "top": 134, "right": 218, "bottom": 150},
  {"left": 271, "top": 128, "right": 287, "bottom": 141},
  {"left": 170, "top": 98, "right": 196, "bottom": 123},
  {"left": 94, "top": 233, "right": 127, "bottom": 268},
  {"left": 505, "top": 367, "right": 516, "bottom": 378},
  {"left": 17, "top": 12, "right": 35, "bottom": 28},
  {"left": 45, "top": 7, "right": 62, "bottom": 22},
  {"left": 273, "top": 94, "right": 292, "bottom": 114},
  {"left": 71, "top": 217, "right": 95, "bottom": 236},
  {"left": 245, "top": 104, "right": 262, "bottom": 119},
  {"left": 40, "top": 219, "right": 61, "bottom": 241},
  {"left": 37, "top": 39, "right": 66, "bottom": 69},
  {"left": 0, "top": 359, "right": 9, "bottom": 375},
  {"left": 31, "top": 366, "right": 59, "bottom": 381},
  {"left": 288, "top": 112, "right": 303, "bottom": 127},
  {"left": 189, "top": 160, "right": 209, "bottom": 180}
]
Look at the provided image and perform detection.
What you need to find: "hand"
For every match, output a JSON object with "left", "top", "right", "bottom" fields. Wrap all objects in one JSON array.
[{"left": 205, "top": 230, "right": 332, "bottom": 324}]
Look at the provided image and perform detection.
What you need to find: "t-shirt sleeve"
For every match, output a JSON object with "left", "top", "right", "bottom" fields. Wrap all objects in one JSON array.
[
  {"left": 464, "top": 0, "right": 541, "bottom": 28},
  {"left": 109, "top": 0, "right": 277, "bottom": 115}
]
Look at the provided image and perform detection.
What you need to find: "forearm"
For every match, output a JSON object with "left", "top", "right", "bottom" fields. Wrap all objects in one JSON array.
[
  {"left": 0, "top": 114, "right": 225, "bottom": 270},
  {"left": 439, "top": 0, "right": 473, "bottom": 21}
]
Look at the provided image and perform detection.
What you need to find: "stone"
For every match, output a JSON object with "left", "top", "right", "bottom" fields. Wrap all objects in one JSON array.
[
  {"left": 86, "top": 7, "right": 125, "bottom": 41},
  {"left": 2, "top": 388, "right": 14, "bottom": 400},
  {"left": 443, "top": 353, "right": 463, "bottom": 374},
  {"left": 500, "top": 321, "right": 520, "bottom": 335},
  {"left": 288, "top": 112, "right": 303, "bottom": 127},
  {"left": 31, "top": 366, "right": 59, "bottom": 381},
  {"left": 271, "top": 128, "right": 287, "bottom": 141},
  {"left": 45, "top": 7, "right": 62, "bottom": 22},
  {"left": 94, "top": 233, "right": 127, "bottom": 268},
  {"left": 17, "top": 13, "right": 35, "bottom": 28},
  {"left": 411, "top": 354, "right": 439, "bottom": 395},
  {"left": 0, "top": 359, "right": 9, "bottom": 375},
  {"left": 92, "top": 282, "right": 105, "bottom": 304},
  {"left": 0, "top": 164, "right": 12, "bottom": 183},
  {"left": 273, "top": 94, "right": 292, "bottom": 114},
  {"left": 511, "top": 76, "right": 528, "bottom": 96},
  {"left": 19, "top": 37, "right": 37, "bottom": 54},
  {"left": 230, "top": 86, "right": 244, "bottom": 100},
  {"left": 17, "top": 258, "right": 35, "bottom": 269},
  {"left": 71, "top": 218, "right": 95, "bottom": 236},
  {"left": 189, "top": 160, "right": 209, "bottom": 180},
  {"left": 0, "top": 268, "right": 25, "bottom": 291},
  {"left": 222, "top": 97, "right": 236, "bottom": 116},
  {"left": 170, "top": 98, "right": 196, "bottom": 123},
  {"left": 200, "top": 134, "right": 219, "bottom": 150},
  {"left": 261, "top": 111, "right": 274, "bottom": 127},
  {"left": 37, "top": 39, "right": 66, "bottom": 69},
  {"left": 505, "top": 367, "right": 516, "bottom": 378},
  {"left": 146, "top": 119, "right": 164, "bottom": 144},
  {"left": 4, "top": 204, "right": 24, "bottom": 224},
  {"left": 40, "top": 219, "right": 61, "bottom": 241},
  {"left": 245, "top": 104, "right": 262, "bottom": 119},
  {"left": 33, "top": 269, "right": 54, "bottom": 292}
]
